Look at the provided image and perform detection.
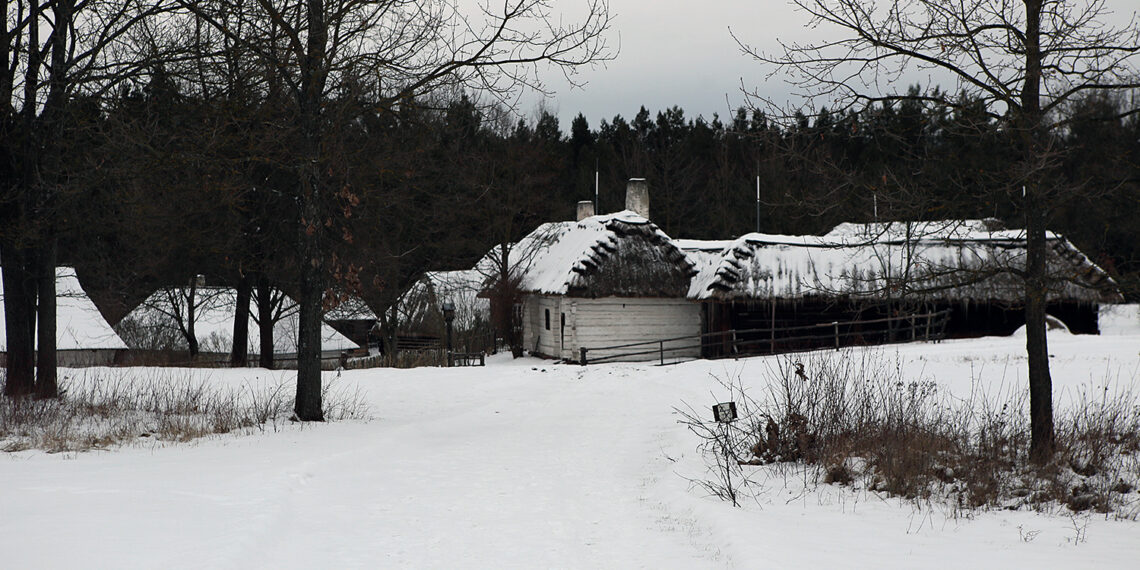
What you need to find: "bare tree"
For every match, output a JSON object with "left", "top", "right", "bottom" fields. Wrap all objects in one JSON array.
[
  {"left": 738, "top": 0, "right": 1140, "bottom": 461},
  {"left": 178, "top": 0, "right": 612, "bottom": 420},
  {"left": 252, "top": 282, "right": 295, "bottom": 367},
  {"left": 117, "top": 279, "right": 229, "bottom": 355},
  {"left": 157, "top": 278, "right": 223, "bottom": 357},
  {"left": 2, "top": 0, "right": 179, "bottom": 397}
]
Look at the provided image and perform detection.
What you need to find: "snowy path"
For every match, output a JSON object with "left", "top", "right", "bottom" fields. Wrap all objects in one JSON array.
[{"left": 1, "top": 362, "right": 718, "bottom": 569}]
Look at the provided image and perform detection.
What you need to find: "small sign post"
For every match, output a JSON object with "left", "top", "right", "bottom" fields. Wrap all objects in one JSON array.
[
  {"left": 712, "top": 401, "right": 740, "bottom": 506},
  {"left": 713, "top": 402, "right": 737, "bottom": 423}
]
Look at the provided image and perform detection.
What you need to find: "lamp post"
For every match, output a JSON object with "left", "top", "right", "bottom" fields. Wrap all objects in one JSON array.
[{"left": 441, "top": 301, "right": 455, "bottom": 367}]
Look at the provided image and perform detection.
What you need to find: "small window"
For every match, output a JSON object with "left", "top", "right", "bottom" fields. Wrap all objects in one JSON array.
[{"left": 545, "top": 309, "right": 550, "bottom": 330}]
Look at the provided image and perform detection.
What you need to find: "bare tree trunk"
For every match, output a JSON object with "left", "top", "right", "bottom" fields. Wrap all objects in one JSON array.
[
  {"left": 293, "top": 0, "right": 328, "bottom": 421},
  {"left": 32, "top": 0, "right": 74, "bottom": 399},
  {"left": 230, "top": 274, "right": 251, "bottom": 367},
  {"left": 34, "top": 240, "right": 58, "bottom": 398},
  {"left": 186, "top": 279, "right": 199, "bottom": 357},
  {"left": 2, "top": 245, "right": 36, "bottom": 397},
  {"left": 1021, "top": 0, "right": 1055, "bottom": 463},
  {"left": 295, "top": 168, "right": 325, "bottom": 419},
  {"left": 492, "top": 243, "right": 524, "bottom": 358},
  {"left": 1025, "top": 200, "right": 1055, "bottom": 461},
  {"left": 256, "top": 275, "right": 275, "bottom": 368},
  {"left": 6, "top": 0, "right": 44, "bottom": 398},
  {"left": 295, "top": 246, "right": 324, "bottom": 420},
  {"left": 374, "top": 310, "right": 394, "bottom": 358}
]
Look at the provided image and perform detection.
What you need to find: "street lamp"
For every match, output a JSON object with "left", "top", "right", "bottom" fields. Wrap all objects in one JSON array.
[{"left": 441, "top": 301, "right": 455, "bottom": 366}]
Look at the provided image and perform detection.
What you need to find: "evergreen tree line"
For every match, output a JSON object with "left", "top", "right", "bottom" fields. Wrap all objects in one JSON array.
[{"left": 48, "top": 84, "right": 1140, "bottom": 326}]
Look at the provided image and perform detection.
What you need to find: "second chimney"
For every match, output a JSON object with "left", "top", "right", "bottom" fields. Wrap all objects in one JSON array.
[
  {"left": 576, "top": 200, "right": 595, "bottom": 221},
  {"left": 625, "top": 178, "right": 649, "bottom": 219}
]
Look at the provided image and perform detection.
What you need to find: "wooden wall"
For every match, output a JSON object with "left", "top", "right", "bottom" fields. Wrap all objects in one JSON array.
[{"left": 523, "top": 295, "right": 701, "bottom": 362}]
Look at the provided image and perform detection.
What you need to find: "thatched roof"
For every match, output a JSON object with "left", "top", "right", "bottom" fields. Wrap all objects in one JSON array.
[
  {"left": 0, "top": 267, "right": 127, "bottom": 351},
  {"left": 497, "top": 211, "right": 696, "bottom": 298},
  {"left": 682, "top": 220, "right": 1122, "bottom": 304}
]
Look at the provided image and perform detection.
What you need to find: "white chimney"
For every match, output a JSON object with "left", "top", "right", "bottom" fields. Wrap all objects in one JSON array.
[
  {"left": 576, "top": 200, "right": 595, "bottom": 221},
  {"left": 625, "top": 178, "right": 649, "bottom": 218}
]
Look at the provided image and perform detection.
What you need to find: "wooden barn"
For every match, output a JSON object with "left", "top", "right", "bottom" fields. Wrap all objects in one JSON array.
[
  {"left": 496, "top": 180, "right": 700, "bottom": 362},
  {"left": 682, "top": 219, "right": 1122, "bottom": 357}
]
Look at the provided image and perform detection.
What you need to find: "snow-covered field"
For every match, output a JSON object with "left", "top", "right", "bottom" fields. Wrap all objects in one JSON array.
[{"left": 3, "top": 330, "right": 1139, "bottom": 568}]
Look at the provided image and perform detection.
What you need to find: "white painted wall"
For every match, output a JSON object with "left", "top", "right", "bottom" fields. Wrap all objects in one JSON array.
[
  {"left": 523, "top": 295, "right": 564, "bottom": 358},
  {"left": 523, "top": 295, "right": 701, "bottom": 362}
]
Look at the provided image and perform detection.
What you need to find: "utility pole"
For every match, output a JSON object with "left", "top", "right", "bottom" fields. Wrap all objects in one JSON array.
[
  {"left": 594, "top": 158, "right": 599, "bottom": 213},
  {"left": 755, "top": 175, "right": 761, "bottom": 233}
]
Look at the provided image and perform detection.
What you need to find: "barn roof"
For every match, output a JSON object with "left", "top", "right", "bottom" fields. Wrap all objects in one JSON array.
[
  {"left": 684, "top": 220, "right": 1122, "bottom": 304},
  {"left": 495, "top": 210, "right": 696, "bottom": 298},
  {"left": 0, "top": 267, "right": 128, "bottom": 351}
]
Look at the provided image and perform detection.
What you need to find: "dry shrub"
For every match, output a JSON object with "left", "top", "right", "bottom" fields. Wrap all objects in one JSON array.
[
  {"left": 1, "top": 368, "right": 369, "bottom": 453},
  {"left": 689, "top": 349, "right": 1140, "bottom": 517}
]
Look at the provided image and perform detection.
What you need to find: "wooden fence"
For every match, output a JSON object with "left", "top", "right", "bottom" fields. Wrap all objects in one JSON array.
[{"left": 580, "top": 309, "right": 951, "bottom": 365}]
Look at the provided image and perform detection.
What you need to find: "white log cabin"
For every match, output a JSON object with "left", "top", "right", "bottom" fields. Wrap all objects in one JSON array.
[{"left": 492, "top": 180, "right": 700, "bottom": 363}]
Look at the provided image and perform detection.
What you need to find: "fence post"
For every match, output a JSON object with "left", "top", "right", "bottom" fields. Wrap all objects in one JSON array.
[
  {"left": 770, "top": 300, "right": 776, "bottom": 354},
  {"left": 660, "top": 340, "right": 664, "bottom": 366},
  {"left": 833, "top": 321, "right": 839, "bottom": 349},
  {"left": 580, "top": 347, "right": 588, "bottom": 365}
]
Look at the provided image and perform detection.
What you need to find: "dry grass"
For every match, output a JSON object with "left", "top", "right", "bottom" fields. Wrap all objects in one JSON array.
[
  {"left": 1, "top": 368, "right": 369, "bottom": 453},
  {"left": 683, "top": 349, "right": 1140, "bottom": 517}
]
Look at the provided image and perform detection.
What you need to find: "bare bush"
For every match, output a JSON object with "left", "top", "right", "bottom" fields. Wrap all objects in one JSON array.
[
  {"left": 1, "top": 368, "right": 370, "bottom": 453},
  {"left": 675, "top": 376, "right": 767, "bottom": 507},
  {"left": 682, "top": 350, "right": 1140, "bottom": 517}
]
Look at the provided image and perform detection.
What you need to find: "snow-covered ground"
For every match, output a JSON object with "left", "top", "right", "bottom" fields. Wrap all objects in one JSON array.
[{"left": 2, "top": 329, "right": 1139, "bottom": 568}]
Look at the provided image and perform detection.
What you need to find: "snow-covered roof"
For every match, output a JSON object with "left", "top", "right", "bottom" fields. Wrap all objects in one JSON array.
[
  {"left": 822, "top": 218, "right": 1060, "bottom": 243},
  {"left": 0, "top": 267, "right": 127, "bottom": 351},
  {"left": 494, "top": 210, "right": 696, "bottom": 298},
  {"left": 685, "top": 220, "right": 1121, "bottom": 303},
  {"left": 122, "top": 286, "right": 358, "bottom": 353},
  {"left": 324, "top": 295, "right": 377, "bottom": 321}
]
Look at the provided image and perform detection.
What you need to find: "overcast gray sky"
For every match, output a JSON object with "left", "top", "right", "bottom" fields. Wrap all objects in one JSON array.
[
  {"left": 527, "top": 0, "right": 795, "bottom": 125},
  {"left": 524, "top": 0, "right": 1139, "bottom": 128}
]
